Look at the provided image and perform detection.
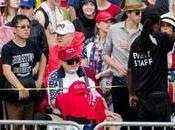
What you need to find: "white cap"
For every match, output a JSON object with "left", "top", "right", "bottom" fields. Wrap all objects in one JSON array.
[
  {"left": 161, "top": 12, "right": 175, "bottom": 27},
  {"left": 55, "top": 20, "right": 75, "bottom": 35}
]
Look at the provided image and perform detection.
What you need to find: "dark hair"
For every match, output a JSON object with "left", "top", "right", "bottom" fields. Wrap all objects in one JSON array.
[
  {"left": 79, "top": 0, "right": 97, "bottom": 17},
  {"left": 11, "top": 14, "right": 30, "bottom": 27},
  {"left": 139, "top": 7, "right": 160, "bottom": 52}
]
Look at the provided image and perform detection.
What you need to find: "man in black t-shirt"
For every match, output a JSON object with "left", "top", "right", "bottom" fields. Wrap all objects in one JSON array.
[
  {"left": 128, "top": 7, "right": 175, "bottom": 125},
  {"left": 1, "top": 15, "right": 46, "bottom": 124}
]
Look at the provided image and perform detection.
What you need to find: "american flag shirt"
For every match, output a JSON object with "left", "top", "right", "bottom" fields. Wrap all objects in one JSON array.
[
  {"left": 47, "top": 69, "right": 63, "bottom": 103},
  {"left": 47, "top": 67, "right": 101, "bottom": 105}
]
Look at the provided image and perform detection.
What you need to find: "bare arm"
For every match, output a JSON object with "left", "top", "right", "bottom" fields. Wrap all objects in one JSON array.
[
  {"left": 35, "top": 54, "right": 47, "bottom": 88},
  {"left": 127, "top": 68, "right": 138, "bottom": 106},
  {"left": 95, "top": 68, "right": 111, "bottom": 79},
  {"left": 3, "top": 64, "right": 24, "bottom": 89},
  {"left": 102, "top": 55, "right": 127, "bottom": 76},
  {"left": 3, "top": 64, "right": 29, "bottom": 99},
  {"left": 127, "top": 68, "right": 135, "bottom": 96}
]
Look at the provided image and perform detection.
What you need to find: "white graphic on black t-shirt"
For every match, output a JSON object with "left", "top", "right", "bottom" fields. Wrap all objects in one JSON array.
[
  {"left": 133, "top": 51, "right": 153, "bottom": 67},
  {"left": 12, "top": 53, "right": 34, "bottom": 77}
]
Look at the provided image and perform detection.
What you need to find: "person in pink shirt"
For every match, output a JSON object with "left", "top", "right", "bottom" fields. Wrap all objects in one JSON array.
[
  {"left": 0, "top": 0, "right": 14, "bottom": 56},
  {"left": 0, "top": 0, "right": 14, "bottom": 127},
  {"left": 96, "top": 0, "right": 121, "bottom": 17},
  {"left": 0, "top": 0, "right": 14, "bottom": 77}
]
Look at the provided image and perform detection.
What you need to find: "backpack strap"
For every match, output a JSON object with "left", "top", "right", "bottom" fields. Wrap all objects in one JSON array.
[
  {"left": 36, "top": 7, "right": 49, "bottom": 29},
  {"left": 80, "top": 67, "right": 90, "bottom": 87},
  {"left": 58, "top": 77, "right": 63, "bottom": 88}
]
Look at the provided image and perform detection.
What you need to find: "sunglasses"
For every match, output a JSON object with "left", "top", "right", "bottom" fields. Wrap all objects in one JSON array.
[
  {"left": 15, "top": 25, "right": 31, "bottom": 29},
  {"left": 64, "top": 57, "right": 80, "bottom": 65},
  {"left": 132, "top": 10, "right": 142, "bottom": 16}
]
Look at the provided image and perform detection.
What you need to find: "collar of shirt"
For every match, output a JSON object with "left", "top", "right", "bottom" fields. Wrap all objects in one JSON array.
[{"left": 119, "top": 21, "right": 142, "bottom": 34}]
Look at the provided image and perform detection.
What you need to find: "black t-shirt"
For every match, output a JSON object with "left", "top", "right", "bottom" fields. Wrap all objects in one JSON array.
[
  {"left": 2, "top": 40, "right": 42, "bottom": 77},
  {"left": 128, "top": 32, "right": 174, "bottom": 93}
]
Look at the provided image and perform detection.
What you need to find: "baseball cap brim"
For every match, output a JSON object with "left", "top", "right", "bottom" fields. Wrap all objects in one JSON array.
[
  {"left": 19, "top": 3, "right": 33, "bottom": 8},
  {"left": 55, "top": 30, "right": 68, "bottom": 35},
  {"left": 161, "top": 19, "right": 175, "bottom": 27}
]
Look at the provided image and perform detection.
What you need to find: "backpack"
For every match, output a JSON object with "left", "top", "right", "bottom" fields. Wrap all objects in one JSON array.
[
  {"left": 36, "top": 7, "right": 50, "bottom": 29},
  {"left": 36, "top": 7, "right": 74, "bottom": 30}
]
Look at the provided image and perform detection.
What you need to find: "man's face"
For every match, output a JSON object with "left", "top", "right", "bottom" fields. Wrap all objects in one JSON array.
[
  {"left": 57, "top": 33, "right": 74, "bottom": 46},
  {"left": 62, "top": 57, "right": 81, "bottom": 73},
  {"left": 127, "top": 10, "right": 142, "bottom": 24},
  {"left": 13, "top": 19, "right": 31, "bottom": 40},
  {"left": 20, "top": 6, "right": 34, "bottom": 18}
]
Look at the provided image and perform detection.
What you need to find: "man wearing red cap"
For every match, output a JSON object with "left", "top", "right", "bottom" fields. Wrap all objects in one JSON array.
[{"left": 34, "top": 32, "right": 122, "bottom": 128}]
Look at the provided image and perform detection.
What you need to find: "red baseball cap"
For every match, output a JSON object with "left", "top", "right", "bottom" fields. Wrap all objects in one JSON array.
[
  {"left": 68, "top": 81, "right": 89, "bottom": 94},
  {"left": 96, "top": 11, "right": 114, "bottom": 23}
]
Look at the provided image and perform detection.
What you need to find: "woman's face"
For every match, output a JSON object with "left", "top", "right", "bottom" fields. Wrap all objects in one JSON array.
[
  {"left": 9, "top": 0, "right": 19, "bottom": 9},
  {"left": 82, "top": 2, "right": 96, "bottom": 18},
  {"left": 96, "top": 20, "right": 113, "bottom": 33},
  {"left": 160, "top": 22, "right": 174, "bottom": 35}
]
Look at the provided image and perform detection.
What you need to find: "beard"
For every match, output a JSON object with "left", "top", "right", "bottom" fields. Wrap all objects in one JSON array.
[{"left": 68, "top": 67, "right": 79, "bottom": 74}]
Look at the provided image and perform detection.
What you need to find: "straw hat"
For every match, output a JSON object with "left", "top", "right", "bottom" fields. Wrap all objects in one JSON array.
[{"left": 123, "top": 0, "right": 146, "bottom": 11}]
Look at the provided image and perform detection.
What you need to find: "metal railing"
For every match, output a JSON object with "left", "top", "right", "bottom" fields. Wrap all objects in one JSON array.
[
  {"left": 94, "top": 121, "right": 175, "bottom": 130},
  {"left": 2, "top": 121, "right": 175, "bottom": 130},
  {"left": 0, "top": 120, "right": 82, "bottom": 130}
]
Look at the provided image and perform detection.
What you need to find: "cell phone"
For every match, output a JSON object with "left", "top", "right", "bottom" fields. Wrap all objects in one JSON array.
[{"left": 130, "top": 99, "right": 138, "bottom": 110}]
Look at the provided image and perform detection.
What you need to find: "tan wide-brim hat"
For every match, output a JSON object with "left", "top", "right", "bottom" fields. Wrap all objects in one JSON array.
[{"left": 123, "top": 0, "right": 147, "bottom": 11}]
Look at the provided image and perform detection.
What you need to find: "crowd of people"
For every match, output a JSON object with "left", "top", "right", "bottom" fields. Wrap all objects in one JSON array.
[{"left": 0, "top": 0, "right": 174, "bottom": 130}]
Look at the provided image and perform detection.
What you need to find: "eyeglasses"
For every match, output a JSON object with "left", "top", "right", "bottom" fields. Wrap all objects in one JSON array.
[
  {"left": 15, "top": 25, "right": 31, "bottom": 29},
  {"left": 64, "top": 57, "right": 80, "bottom": 65},
  {"left": 132, "top": 10, "right": 142, "bottom": 16}
]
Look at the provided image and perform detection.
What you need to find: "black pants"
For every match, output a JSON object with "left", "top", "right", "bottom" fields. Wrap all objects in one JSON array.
[
  {"left": 111, "top": 76, "right": 138, "bottom": 121},
  {"left": 138, "top": 91, "right": 171, "bottom": 130},
  {"left": 33, "top": 113, "right": 52, "bottom": 130},
  {"left": 111, "top": 76, "right": 138, "bottom": 130}
]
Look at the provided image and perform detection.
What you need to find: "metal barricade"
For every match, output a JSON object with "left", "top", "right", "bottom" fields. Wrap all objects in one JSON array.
[
  {"left": 0, "top": 120, "right": 82, "bottom": 130},
  {"left": 94, "top": 121, "right": 175, "bottom": 130}
]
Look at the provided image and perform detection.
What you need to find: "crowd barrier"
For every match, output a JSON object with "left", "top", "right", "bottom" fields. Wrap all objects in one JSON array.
[
  {"left": 0, "top": 120, "right": 82, "bottom": 130},
  {"left": 1, "top": 121, "right": 175, "bottom": 130},
  {"left": 94, "top": 121, "right": 175, "bottom": 130}
]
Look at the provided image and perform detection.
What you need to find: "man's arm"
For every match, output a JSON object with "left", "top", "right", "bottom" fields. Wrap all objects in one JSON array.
[
  {"left": 35, "top": 54, "right": 47, "bottom": 88},
  {"left": 127, "top": 68, "right": 138, "bottom": 107},
  {"left": 102, "top": 55, "right": 127, "bottom": 76},
  {"left": 3, "top": 64, "right": 29, "bottom": 99},
  {"left": 102, "top": 26, "right": 127, "bottom": 76},
  {"left": 127, "top": 68, "right": 135, "bottom": 96}
]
